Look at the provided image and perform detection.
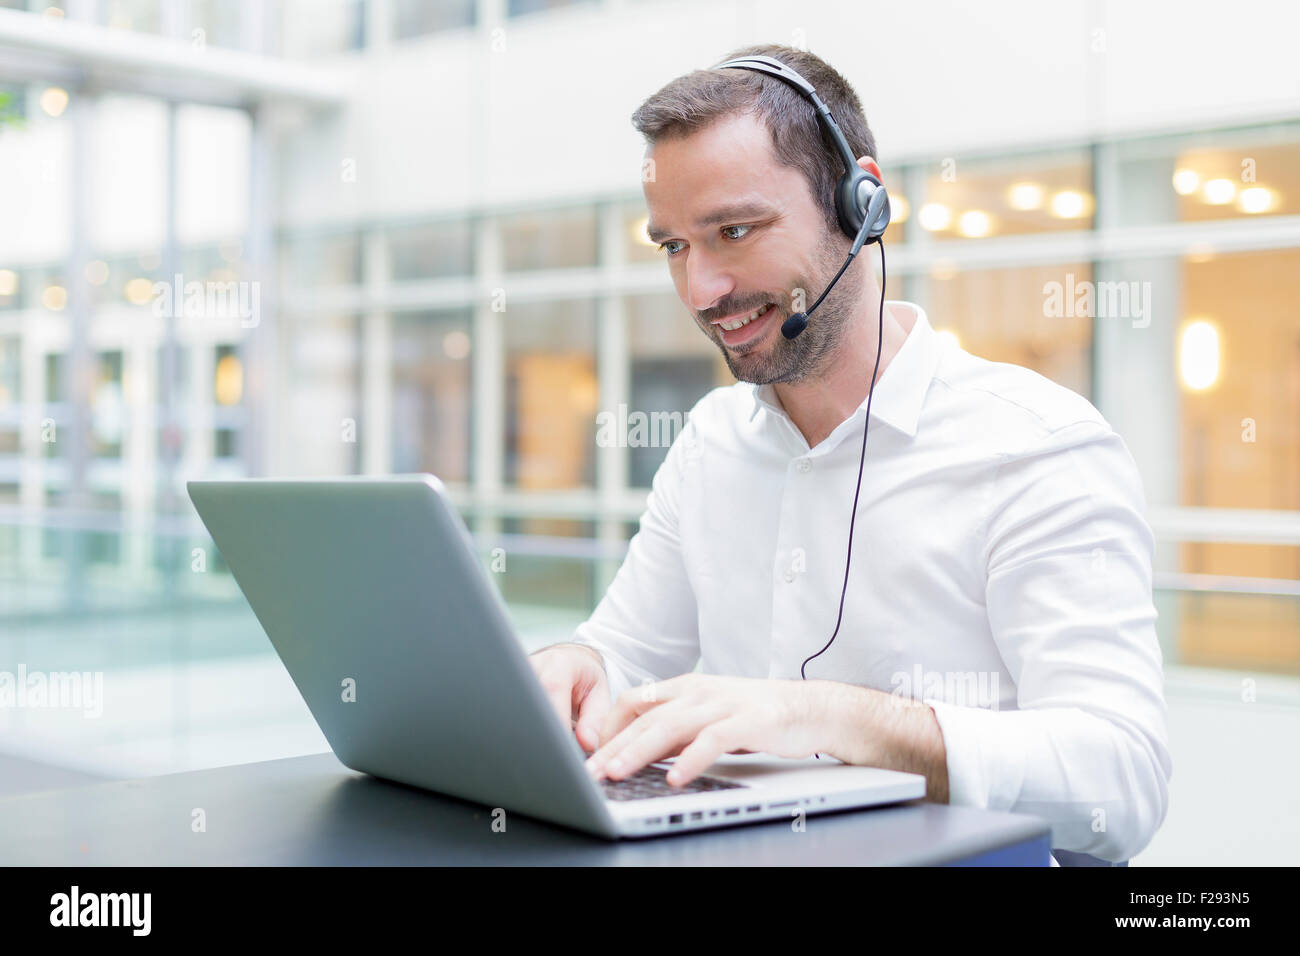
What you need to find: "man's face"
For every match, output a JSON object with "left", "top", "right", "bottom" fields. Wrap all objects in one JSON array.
[{"left": 643, "top": 112, "right": 861, "bottom": 384}]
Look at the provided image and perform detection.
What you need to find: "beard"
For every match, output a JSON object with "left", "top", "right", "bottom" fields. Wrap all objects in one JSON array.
[{"left": 699, "top": 228, "right": 864, "bottom": 386}]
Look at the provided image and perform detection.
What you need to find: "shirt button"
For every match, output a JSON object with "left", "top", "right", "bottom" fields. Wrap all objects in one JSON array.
[
  {"left": 796, "top": 458, "right": 812, "bottom": 473},
  {"left": 783, "top": 569, "right": 795, "bottom": 583}
]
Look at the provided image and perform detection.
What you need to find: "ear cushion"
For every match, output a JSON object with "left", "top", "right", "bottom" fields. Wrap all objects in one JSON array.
[{"left": 836, "top": 170, "right": 891, "bottom": 242}]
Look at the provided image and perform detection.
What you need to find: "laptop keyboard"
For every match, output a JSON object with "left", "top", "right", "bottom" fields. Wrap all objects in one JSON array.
[{"left": 600, "top": 763, "right": 748, "bottom": 801}]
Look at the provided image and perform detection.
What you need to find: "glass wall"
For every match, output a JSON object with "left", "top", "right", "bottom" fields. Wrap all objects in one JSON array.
[
  {"left": 3, "top": 49, "right": 1298, "bottom": 784},
  {"left": 391, "top": 309, "right": 473, "bottom": 481}
]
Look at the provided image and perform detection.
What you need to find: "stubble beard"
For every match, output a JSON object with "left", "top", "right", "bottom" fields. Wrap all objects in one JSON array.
[{"left": 707, "top": 227, "right": 864, "bottom": 386}]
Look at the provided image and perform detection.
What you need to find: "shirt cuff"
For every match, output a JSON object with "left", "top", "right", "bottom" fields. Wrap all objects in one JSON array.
[{"left": 924, "top": 697, "right": 1027, "bottom": 811}]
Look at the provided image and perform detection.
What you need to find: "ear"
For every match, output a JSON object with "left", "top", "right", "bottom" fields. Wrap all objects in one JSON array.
[{"left": 856, "top": 156, "right": 884, "bottom": 182}]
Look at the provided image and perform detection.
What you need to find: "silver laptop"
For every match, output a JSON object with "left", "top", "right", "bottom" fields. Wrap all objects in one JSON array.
[{"left": 187, "top": 474, "right": 925, "bottom": 838}]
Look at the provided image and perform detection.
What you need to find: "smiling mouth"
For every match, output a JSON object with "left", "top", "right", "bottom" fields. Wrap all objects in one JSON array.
[{"left": 713, "top": 302, "right": 777, "bottom": 332}]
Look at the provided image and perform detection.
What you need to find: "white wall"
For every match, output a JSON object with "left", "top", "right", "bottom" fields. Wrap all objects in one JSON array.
[{"left": 274, "top": 0, "right": 1300, "bottom": 228}]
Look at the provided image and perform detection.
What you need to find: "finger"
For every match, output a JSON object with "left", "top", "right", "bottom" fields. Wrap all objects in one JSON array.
[
  {"left": 666, "top": 719, "right": 746, "bottom": 786},
  {"left": 589, "top": 702, "right": 704, "bottom": 781},
  {"left": 597, "top": 674, "right": 691, "bottom": 746},
  {"left": 573, "top": 674, "right": 610, "bottom": 753},
  {"left": 590, "top": 686, "right": 727, "bottom": 775}
]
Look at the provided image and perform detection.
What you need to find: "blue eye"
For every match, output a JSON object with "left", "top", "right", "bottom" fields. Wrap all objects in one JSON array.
[{"left": 659, "top": 225, "right": 752, "bottom": 257}]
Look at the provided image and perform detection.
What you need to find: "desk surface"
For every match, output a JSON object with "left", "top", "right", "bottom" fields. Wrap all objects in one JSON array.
[{"left": 0, "top": 753, "right": 1051, "bottom": 865}]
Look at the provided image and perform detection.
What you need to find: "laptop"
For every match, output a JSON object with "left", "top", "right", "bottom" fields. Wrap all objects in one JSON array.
[{"left": 187, "top": 474, "right": 926, "bottom": 838}]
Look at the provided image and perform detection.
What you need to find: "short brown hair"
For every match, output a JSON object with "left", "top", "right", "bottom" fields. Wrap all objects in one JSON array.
[{"left": 631, "top": 43, "right": 878, "bottom": 238}]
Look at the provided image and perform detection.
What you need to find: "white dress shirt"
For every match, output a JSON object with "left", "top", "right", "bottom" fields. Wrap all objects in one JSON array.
[{"left": 571, "top": 301, "right": 1172, "bottom": 862}]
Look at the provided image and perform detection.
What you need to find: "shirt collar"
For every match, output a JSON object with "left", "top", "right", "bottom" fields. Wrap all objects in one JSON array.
[{"left": 747, "top": 301, "right": 940, "bottom": 439}]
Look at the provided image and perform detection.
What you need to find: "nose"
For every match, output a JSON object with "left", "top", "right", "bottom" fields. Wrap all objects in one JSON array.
[{"left": 682, "top": 246, "right": 735, "bottom": 317}]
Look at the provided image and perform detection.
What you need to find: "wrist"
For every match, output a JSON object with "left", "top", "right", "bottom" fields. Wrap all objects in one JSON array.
[
  {"left": 800, "top": 679, "right": 866, "bottom": 764},
  {"left": 564, "top": 642, "right": 608, "bottom": 675},
  {"left": 534, "top": 641, "right": 606, "bottom": 675}
]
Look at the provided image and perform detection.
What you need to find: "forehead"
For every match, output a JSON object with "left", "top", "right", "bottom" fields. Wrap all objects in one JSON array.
[
  {"left": 647, "top": 111, "right": 776, "bottom": 179},
  {"left": 642, "top": 112, "right": 798, "bottom": 226}
]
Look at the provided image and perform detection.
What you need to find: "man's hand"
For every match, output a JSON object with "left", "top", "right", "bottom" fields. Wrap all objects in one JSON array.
[
  {"left": 584, "top": 674, "right": 830, "bottom": 787},
  {"left": 583, "top": 674, "right": 951, "bottom": 802},
  {"left": 527, "top": 643, "right": 611, "bottom": 754}
]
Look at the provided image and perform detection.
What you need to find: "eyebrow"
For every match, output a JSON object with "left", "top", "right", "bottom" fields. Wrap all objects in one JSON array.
[{"left": 645, "top": 201, "right": 777, "bottom": 243}]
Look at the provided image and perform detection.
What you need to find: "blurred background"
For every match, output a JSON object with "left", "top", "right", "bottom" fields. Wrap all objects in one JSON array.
[{"left": 0, "top": 0, "right": 1296, "bottom": 864}]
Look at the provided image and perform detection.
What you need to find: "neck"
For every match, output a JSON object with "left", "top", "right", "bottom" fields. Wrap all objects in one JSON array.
[{"left": 772, "top": 278, "right": 911, "bottom": 449}]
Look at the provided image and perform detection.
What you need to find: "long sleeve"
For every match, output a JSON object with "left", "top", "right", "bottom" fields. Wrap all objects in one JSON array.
[
  {"left": 925, "top": 420, "right": 1173, "bottom": 862},
  {"left": 568, "top": 418, "right": 703, "bottom": 703}
]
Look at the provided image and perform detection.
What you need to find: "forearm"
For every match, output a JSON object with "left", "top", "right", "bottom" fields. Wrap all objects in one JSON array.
[{"left": 811, "top": 680, "right": 950, "bottom": 804}]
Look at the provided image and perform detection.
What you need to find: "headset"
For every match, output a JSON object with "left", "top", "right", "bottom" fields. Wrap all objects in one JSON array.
[{"left": 713, "top": 54, "right": 890, "bottom": 682}]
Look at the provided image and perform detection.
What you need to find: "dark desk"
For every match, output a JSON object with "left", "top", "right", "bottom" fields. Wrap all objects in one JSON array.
[{"left": 0, "top": 753, "right": 1051, "bottom": 865}]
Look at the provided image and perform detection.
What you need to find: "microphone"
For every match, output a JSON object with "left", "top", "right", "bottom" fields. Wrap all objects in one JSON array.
[{"left": 782, "top": 187, "right": 889, "bottom": 339}]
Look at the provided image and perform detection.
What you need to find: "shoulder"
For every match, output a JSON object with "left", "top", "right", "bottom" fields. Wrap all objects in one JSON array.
[{"left": 930, "top": 344, "right": 1112, "bottom": 458}]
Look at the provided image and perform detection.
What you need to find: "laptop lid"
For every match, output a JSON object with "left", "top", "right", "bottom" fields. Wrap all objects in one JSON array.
[{"left": 187, "top": 475, "right": 619, "bottom": 838}]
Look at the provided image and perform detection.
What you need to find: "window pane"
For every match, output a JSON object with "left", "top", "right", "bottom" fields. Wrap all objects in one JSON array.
[
  {"left": 625, "top": 292, "right": 726, "bottom": 487},
  {"left": 92, "top": 95, "right": 166, "bottom": 255},
  {"left": 1115, "top": 123, "right": 1300, "bottom": 225},
  {"left": 280, "top": 0, "right": 365, "bottom": 57},
  {"left": 501, "top": 207, "right": 597, "bottom": 271},
  {"left": 494, "top": 517, "right": 596, "bottom": 613},
  {"left": 189, "top": 0, "right": 245, "bottom": 49},
  {"left": 279, "top": 231, "right": 363, "bottom": 288},
  {"left": 923, "top": 262, "right": 1094, "bottom": 398},
  {"left": 1178, "top": 248, "right": 1299, "bottom": 517},
  {"left": 1174, "top": 588, "right": 1299, "bottom": 676},
  {"left": 921, "top": 151, "right": 1093, "bottom": 239},
  {"left": 91, "top": 253, "right": 162, "bottom": 308},
  {"left": 504, "top": 299, "right": 597, "bottom": 489},
  {"left": 177, "top": 104, "right": 250, "bottom": 244},
  {"left": 98, "top": 0, "right": 162, "bottom": 35},
  {"left": 392, "top": 0, "right": 475, "bottom": 39},
  {"left": 0, "top": 338, "right": 20, "bottom": 468},
  {"left": 507, "top": 0, "right": 598, "bottom": 17},
  {"left": 391, "top": 310, "right": 473, "bottom": 481},
  {"left": 623, "top": 203, "right": 662, "bottom": 265},
  {"left": 90, "top": 350, "right": 125, "bottom": 459},
  {"left": 282, "top": 313, "right": 362, "bottom": 474},
  {"left": 387, "top": 221, "right": 473, "bottom": 280}
]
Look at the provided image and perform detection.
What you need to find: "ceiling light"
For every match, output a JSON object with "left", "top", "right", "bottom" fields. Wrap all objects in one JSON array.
[
  {"left": 1049, "top": 190, "right": 1092, "bottom": 219},
  {"left": 124, "top": 277, "right": 154, "bottom": 305},
  {"left": 1202, "top": 179, "right": 1236, "bottom": 205},
  {"left": 1179, "top": 319, "right": 1220, "bottom": 391},
  {"left": 42, "top": 285, "right": 67, "bottom": 310},
  {"left": 918, "top": 203, "right": 951, "bottom": 231},
  {"left": 957, "top": 210, "right": 992, "bottom": 238},
  {"left": 1172, "top": 169, "right": 1200, "bottom": 196},
  {"left": 39, "top": 87, "right": 68, "bottom": 117},
  {"left": 1007, "top": 182, "right": 1044, "bottom": 210},
  {"left": 1237, "top": 186, "right": 1275, "bottom": 214}
]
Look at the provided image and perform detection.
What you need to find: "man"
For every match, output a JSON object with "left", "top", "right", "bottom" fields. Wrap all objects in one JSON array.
[{"left": 528, "top": 44, "right": 1171, "bottom": 862}]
